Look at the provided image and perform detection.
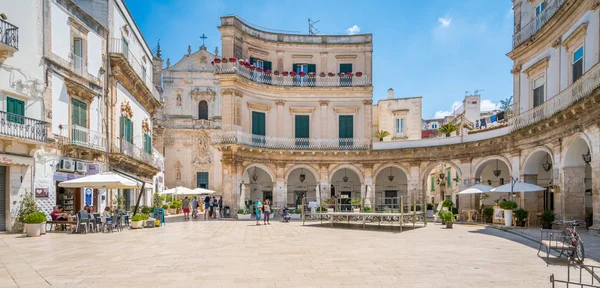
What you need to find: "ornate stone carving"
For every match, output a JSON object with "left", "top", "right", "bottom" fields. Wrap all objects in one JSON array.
[
  {"left": 176, "top": 93, "right": 182, "bottom": 106},
  {"left": 142, "top": 118, "right": 150, "bottom": 133},
  {"left": 510, "top": 64, "right": 522, "bottom": 74},
  {"left": 363, "top": 100, "right": 373, "bottom": 105},
  {"left": 319, "top": 100, "right": 329, "bottom": 106},
  {"left": 193, "top": 133, "right": 212, "bottom": 166},
  {"left": 221, "top": 88, "right": 242, "bottom": 97},
  {"left": 551, "top": 37, "right": 562, "bottom": 48},
  {"left": 191, "top": 87, "right": 216, "bottom": 102},
  {"left": 175, "top": 160, "right": 183, "bottom": 180},
  {"left": 121, "top": 101, "right": 133, "bottom": 118}
]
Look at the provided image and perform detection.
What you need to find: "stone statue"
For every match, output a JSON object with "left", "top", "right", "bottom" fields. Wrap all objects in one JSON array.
[
  {"left": 176, "top": 94, "right": 182, "bottom": 106},
  {"left": 175, "top": 161, "right": 183, "bottom": 180},
  {"left": 214, "top": 46, "right": 219, "bottom": 56}
]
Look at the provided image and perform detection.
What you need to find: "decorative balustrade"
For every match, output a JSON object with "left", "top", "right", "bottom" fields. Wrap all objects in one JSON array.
[
  {"left": 58, "top": 125, "right": 106, "bottom": 151},
  {"left": 161, "top": 119, "right": 222, "bottom": 130},
  {"left": 214, "top": 62, "right": 371, "bottom": 87},
  {"left": 0, "top": 111, "right": 47, "bottom": 142},
  {"left": 212, "top": 129, "right": 370, "bottom": 150},
  {"left": 512, "top": 0, "right": 566, "bottom": 49},
  {"left": 108, "top": 38, "right": 161, "bottom": 102},
  {"left": 511, "top": 62, "right": 600, "bottom": 131},
  {"left": 111, "top": 138, "right": 161, "bottom": 169},
  {"left": 0, "top": 19, "right": 19, "bottom": 50}
]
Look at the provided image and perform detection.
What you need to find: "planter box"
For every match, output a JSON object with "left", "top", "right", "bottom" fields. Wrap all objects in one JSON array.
[
  {"left": 290, "top": 214, "right": 301, "bottom": 220},
  {"left": 40, "top": 222, "right": 46, "bottom": 235},
  {"left": 168, "top": 209, "right": 177, "bottom": 215},
  {"left": 353, "top": 208, "right": 360, "bottom": 213},
  {"left": 131, "top": 221, "right": 144, "bottom": 229},
  {"left": 327, "top": 208, "right": 334, "bottom": 212},
  {"left": 237, "top": 214, "right": 251, "bottom": 220},
  {"left": 426, "top": 210, "right": 434, "bottom": 217},
  {"left": 25, "top": 223, "right": 41, "bottom": 237}
]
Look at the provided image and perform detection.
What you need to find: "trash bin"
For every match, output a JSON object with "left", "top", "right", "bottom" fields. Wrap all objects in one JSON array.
[{"left": 224, "top": 206, "right": 230, "bottom": 218}]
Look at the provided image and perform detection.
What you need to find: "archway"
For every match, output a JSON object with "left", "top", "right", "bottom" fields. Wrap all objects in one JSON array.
[
  {"left": 473, "top": 157, "right": 512, "bottom": 211},
  {"left": 522, "top": 148, "right": 554, "bottom": 221},
  {"left": 562, "top": 137, "right": 592, "bottom": 225},
  {"left": 330, "top": 165, "right": 363, "bottom": 211},
  {"left": 242, "top": 164, "right": 275, "bottom": 212},
  {"left": 421, "top": 161, "right": 462, "bottom": 208},
  {"left": 374, "top": 165, "right": 408, "bottom": 211},
  {"left": 286, "top": 166, "right": 319, "bottom": 207},
  {"left": 198, "top": 100, "right": 208, "bottom": 120}
]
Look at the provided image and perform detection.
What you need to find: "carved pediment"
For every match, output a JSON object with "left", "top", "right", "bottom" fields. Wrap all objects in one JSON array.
[
  {"left": 65, "top": 79, "right": 98, "bottom": 103},
  {"left": 121, "top": 101, "right": 133, "bottom": 118},
  {"left": 191, "top": 87, "right": 216, "bottom": 102},
  {"left": 142, "top": 118, "right": 150, "bottom": 133}
]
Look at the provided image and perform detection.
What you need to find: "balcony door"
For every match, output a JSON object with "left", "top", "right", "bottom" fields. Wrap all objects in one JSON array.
[
  {"left": 251, "top": 111, "right": 266, "bottom": 146},
  {"left": 339, "top": 115, "right": 353, "bottom": 147},
  {"left": 295, "top": 115, "right": 309, "bottom": 148},
  {"left": 71, "top": 98, "right": 87, "bottom": 144},
  {"left": 197, "top": 172, "right": 209, "bottom": 189},
  {"left": 6, "top": 97, "right": 24, "bottom": 124},
  {"left": 339, "top": 63, "right": 352, "bottom": 86}
]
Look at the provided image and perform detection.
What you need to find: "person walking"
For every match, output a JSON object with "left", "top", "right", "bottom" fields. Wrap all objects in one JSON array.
[
  {"left": 182, "top": 196, "right": 191, "bottom": 220},
  {"left": 192, "top": 197, "right": 198, "bottom": 219},
  {"left": 255, "top": 197, "right": 263, "bottom": 225},
  {"left": 204, "top": 195, "right": 210, "bottom": 220},
  {"left": 263, "top": 199, "right": 271, "bottom": 225},
  {"left": 218, "top": 197, "right": 223, "bottom": 217}
]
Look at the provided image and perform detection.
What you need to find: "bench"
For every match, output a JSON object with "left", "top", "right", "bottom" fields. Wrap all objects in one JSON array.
[
  {"left": 537, "top": 229, "right": 576, "bottom": 263},
  {"left": 46, "top": 221, "right": 77, "bottom": 232}
]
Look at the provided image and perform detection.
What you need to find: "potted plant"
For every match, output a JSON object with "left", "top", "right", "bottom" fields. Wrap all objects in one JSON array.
[
  {"left": 319, "top": 72, "right": 326, "bottom": 77},
  {"left": 514, "top": 208, "right": 529, "bottom": 227},
  {"left": 243, "top": 61, "right": 250, "bottom": 67},
  {"left": 290, "top": 71, "right": 297, "bottom": 77},
  {"left": 308, "top": 72, "right": 316, "bottom": 78},
  {"left": 355, "top": 72, "right": 363, "bottom": 77},
  {"left": 238, "top": 59, "right": 245, "bottom": 65},
  {"left": 426, "top": 203, "right": 434, "bottom": 217},
  {"left": 316, "top": 207, "right": 327, "bottom": 213},
  {"left": 541, "top": 210, "right": 555, "bottom": 229},
  {"left": 350, "top": 199, "right": 361, "bottom": 212},
  {"left": 346, "top": 72, "right": 353, "bottom": 77},
  {"left": 175, "top": 201, "right": 183, "bottom": 214},
  {"left": 498, "top": 201, "right": 518, "bottom": 226},
  {"left": 229, "top": 57, "right": 237, "bottom": 63},
  {"left": 328, "top": 72, "right": 335, "bottom": 77},
  {"left": 24, "top": 212, "right": 46, "bottom": 237},
  {"left": 256, "top": 67, "right": 263, "bottom": 72},
  {"left": 249, "top": 65, "right": 256, "bottom": 71},
  {"left": 438, "top": 124, "right": 458, "bottom": 137},
  {"left": 131, "top": 213, "right": 147, "bottom": 229},
  {"left": 442, "top": 200, "right": 453, "bottom": 210},
  {"left": 483, "top": 208, "right": 494, "bottom": 223},
  {"left": 325, "top": 199, "right": 334, "bottom": 212},
  {"left": 214, "top": 58, "right": 221, "bottom": 64},
  {"left": 337, "top": 72, "right": 345, "bottom": 77},
  {"left": 236, "top": 209, "right": 251, "bottom": 220},
  {"left": 222, "top": 58, "right": 228, "bottom": 64},
  {"left": 299, "top": 71, "right": 306, "bottom": 77},
  {"left": 374, "top": 130, "right": 390, "bottom": 141},
  {"left": 168, "top": 203, "right": 177, "bottom": 215},
  {"left": 265, "top": 70, "right": 272, "bottom": 75},
  {"left": 282, "top": 71, "right": 288, "bottom": 76},
  {"left": 438, "top": 210, "right": 455, "bottom": 228},
  {"left": 363, "top": 206, "right": 372, "bottom": 213},
  {"left": 290, "top": 208, "right": 302, "bottom": 220}
]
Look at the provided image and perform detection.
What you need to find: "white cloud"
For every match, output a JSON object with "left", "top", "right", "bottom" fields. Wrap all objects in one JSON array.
[
  {"left": 434, "top": 101, "right": 462, "bottom": 119},
  {"left": 480, "top": 99, "right": 501, "bottom": 111},
  {"left": 438, "top": 17, "right": 452, "bottom": 28},
  {"left": 346, "top": 25, "right": 360, "bottom": 35}
]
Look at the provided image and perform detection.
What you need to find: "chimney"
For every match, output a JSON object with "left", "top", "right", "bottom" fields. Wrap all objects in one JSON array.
[{"left": 387, "top": 88, "right": 394, "bottom": 99}]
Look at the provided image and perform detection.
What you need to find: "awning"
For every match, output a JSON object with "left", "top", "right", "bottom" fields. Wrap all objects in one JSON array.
[
  {"left": 58, "top": 172, "right": 140, "bottom": 189},
  {"left": 457, "top": 184, "right": 494, "bottom": 195},
  {"left": 159, "top": 186, "right": 194, "bottom": 195},
  {"left": 491, "top": 182, "right": 546, "bottom": 193},
  {"left": 192, "top": 188, "right": 216, "bottom": 195},
  {"left": 0, "top": 154, "right": 33, "bottom": 166}
]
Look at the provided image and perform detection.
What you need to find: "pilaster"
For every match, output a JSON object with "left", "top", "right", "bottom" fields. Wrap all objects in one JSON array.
[
  {"left": 320, "top": 101, "right": 329, "bottom": 138},
  {"left": 276, "top": 100, "right": 285, "bottom": 137}
]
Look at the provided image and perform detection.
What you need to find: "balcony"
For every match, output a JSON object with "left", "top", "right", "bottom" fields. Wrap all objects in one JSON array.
[
  {"left": 512, "top": 0, "right": 567, "bottom": 49},
  {"left": 0, "top": 19, "right": 19, "bottom": 61},
  {"left": 58, "top": 125, "right": 106, "bottom": 152},
  {"left": 108, "top": 38, "right": 161, "bottom": 103},
  {"left": 212, "top": 129, "right": 370, "bottom": 150},
  {"left": 214, "top": 61, "right": 371, "bottom": 87},
  {"left": 160, "top": 118, "right": 222, "bottom": 130},
  {"left": 0, "top": 111, "right": 47, "bottom": 142},
  {"left": 511, "top": 62, "right": 600, "bottom": 131},
  {"left": 110, "top": 138, "right": 161, "bottom": 170}
]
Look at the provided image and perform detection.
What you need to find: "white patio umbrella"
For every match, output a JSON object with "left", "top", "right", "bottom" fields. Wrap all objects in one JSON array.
[
  {"left": 239, "top": 184, "right": 246, "bottom": 210},
  {"left": 457, "top": 184, "right": 494, "bottom": 195},
  {"left": 58, "top": 172, "right": 139, "bottom": 189},
  {"left": 160, "top": 186, "right": 195, "bottom": 195},
  {"left": 490, "top": 182, "right": 546, "bottom": 193},
  {"left": 192, "top": 188, "right": 216, "bottom": 195}
]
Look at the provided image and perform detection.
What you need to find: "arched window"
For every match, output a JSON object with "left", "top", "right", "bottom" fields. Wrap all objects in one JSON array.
[{"left": 198, "top": 100, "right": 208, "bottom": 120}]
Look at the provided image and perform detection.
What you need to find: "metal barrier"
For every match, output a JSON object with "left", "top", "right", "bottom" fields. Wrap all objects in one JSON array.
[{"left": 550, "top": 262, "right": 600, "bottom": 287}]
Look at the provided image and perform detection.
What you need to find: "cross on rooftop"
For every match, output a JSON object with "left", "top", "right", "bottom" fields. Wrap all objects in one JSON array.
[{"left": 200, "top": 34, "right": 207, "bottom": 46}]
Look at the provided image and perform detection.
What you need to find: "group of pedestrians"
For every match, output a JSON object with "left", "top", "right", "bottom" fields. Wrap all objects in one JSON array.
[
  {"left": 180, "top": 195, "right": 223, "bottom": 220},
  {"left": 254, "top": 197, "right": 271, "bottom": 225}
]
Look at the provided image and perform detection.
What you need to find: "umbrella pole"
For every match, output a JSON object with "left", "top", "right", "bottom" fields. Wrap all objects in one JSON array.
[{"left": 111, "top": 168, "right": 145, "bottom": 217}]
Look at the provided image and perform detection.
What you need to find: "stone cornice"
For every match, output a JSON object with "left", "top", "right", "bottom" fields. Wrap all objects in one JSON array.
[
  {"left": 247, "top": 101, "right": 271, "bottom": 112},
  {"left": 333, "top": 106, "right": 360, "bottom": 114},
  {"left": 562, "top": 22, "right": 588, "bottom": 52},
  {"left": 523, "top": 56, "right": 550, "bottom": 76},
  {"left": 289, "top": 106, "right": 315, "bottom": 114}
]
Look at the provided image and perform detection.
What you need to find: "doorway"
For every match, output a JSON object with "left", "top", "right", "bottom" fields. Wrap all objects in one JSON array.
[
  {"left": 263, "top": 191, "right": 272, "bottom": 203},
  {"left": 340, "top": 191, "right": 351, "bottom": 211},
  {"left": 294, "top": 191, "right": 305, "bottom": 207}
]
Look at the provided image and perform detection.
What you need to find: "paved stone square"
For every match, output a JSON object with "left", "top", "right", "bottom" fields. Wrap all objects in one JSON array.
[{"left": 0, "top": 221, "right": 590, "bottom": 287}]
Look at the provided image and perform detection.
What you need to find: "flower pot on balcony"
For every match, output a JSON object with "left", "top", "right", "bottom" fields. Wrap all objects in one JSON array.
[
  {"left": 319, "top": 72, "right": 326, "bottom": 77},
  {"left": 274, "top": 70, "right": 280, "bottom": 76},
  {"left": 355, "top": 72, "right": 363, "bottom": 77},
  {"left": 281, "top": 71, "right": 288, "bottom": 76},
  {"left": 238, "top": 59, "right": 245, "bottom": 65},
  {"left": 229, "top": 57, "right": 237, "bottom": 63},
  {"left": 328, "top": 72, "right": 335, "bottom": 77},
  {"left": 221, "top": 58, "right": 228, "bottom": 63},
  {"left": 214, "top": 58, "right": 221, "bottom": 64}
]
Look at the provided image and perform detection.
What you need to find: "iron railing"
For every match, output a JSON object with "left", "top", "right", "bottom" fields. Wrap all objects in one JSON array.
[
  {"left": 111, "top": 138, "right": 160, "bottom": 169},
  {"left": 212, "top": 129, "right": 370, "bottom": 150},
  {"left": 0, "top": 111, "right": 47, "bottom": 142},
  {"left": 161, "top": 119, "right": 222, "bottom": 130},
  {"left": 0, "top": 19, "right": 19, "bottom": 50},
  {"left": 550, "top": 262, "right": 600, "bottom": 287},
  {"left": 214, "top": 62, "right": 371, "bottom": 87},
  {"left": 513, "top": 0, "right": 567, "bottom": 49},
  {"left": 59, "top": 125, "right": 106, "bottom": 151},
  {"left": 108, "top": 38, "right": 161, "bottom": 102},
  {"left": 511, "top": 62, "right": 600, "bottom": 131}
]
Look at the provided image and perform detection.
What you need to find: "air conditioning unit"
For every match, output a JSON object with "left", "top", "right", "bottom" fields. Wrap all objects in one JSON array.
[
  {"left": 58, "top": 159, "right": 75, "bottom": 172},
  {"left": 75, "top": 161, "right": 87, "bottom": 173}
]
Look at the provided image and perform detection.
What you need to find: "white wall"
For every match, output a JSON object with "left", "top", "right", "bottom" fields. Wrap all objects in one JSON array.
[
  {"left": 87, "top": 31, "right": 103, "bottom": 77},
  {"left": 51, "top": 2, "right": 70, "bottom": 61},
  {"left": 51, "top": 74, "right": 69, "bottom": 135},
  {"left": 116, "top": 83, "right": 151, "bottom": 148},
  {"left": 90, "top": 96, "right": 102, "bottom": 134}
]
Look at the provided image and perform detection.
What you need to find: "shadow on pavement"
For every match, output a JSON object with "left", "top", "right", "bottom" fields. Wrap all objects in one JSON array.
[{"left": 301, "top": 221, "right": 425, "bottom": 234}]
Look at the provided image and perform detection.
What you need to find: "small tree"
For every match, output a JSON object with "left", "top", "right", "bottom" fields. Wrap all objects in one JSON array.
[
  {"left": 374, "top": 130, "right": 390, "bottom": 141},
  {"left": 117, "top": 195, "right": 125, "bottom": 210},
  {"left": 438, "top": 124, "right": 458, "bottom": 137},
  {"left": 17, "top": 191, "right": 39, "bottom": 224},
  {"left": 153, "top": 192, "right": 162, "bottom": 208}
]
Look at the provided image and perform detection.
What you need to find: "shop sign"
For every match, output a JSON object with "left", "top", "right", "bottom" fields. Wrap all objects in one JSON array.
[
  {"left": 54, "top": 172, "right": 84, "bottom": 181},
  {"left": 84, "top": 188, "right": 93, "bottom": 206},
  {"left": 86, "top": 164, "right": 99, "bottom": 175},
  {"left": 35, "top": 188, "right": 49, "bottom": 198}
]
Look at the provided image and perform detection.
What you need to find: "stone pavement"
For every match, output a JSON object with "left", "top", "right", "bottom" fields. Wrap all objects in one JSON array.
[{"left": 0, "top": 221, "right": 586, "bottom": 287}]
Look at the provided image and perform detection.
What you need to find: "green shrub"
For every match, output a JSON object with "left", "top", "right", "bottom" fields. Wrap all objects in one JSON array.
[
  {"left": 316, "top": 207, "right": 327, "bottom": 212},
  {"left": 498, "top": 201, "right": 518, "bottom": 210},
  {"left": 442, "top": 200, "right": 453, "bottom": 208},
  {"left": 410, "top": 205, "right": 422, "bottom": 212},
  {"left": 438, "top": 210, "right": 455, "bottom": 223},
  {"left": 292, "top": 208, "right": 302, "bottom": 214},
  {"left": 451, "top": 207, "right": 458, "bottom": 215},
  {"left": 162, "top": 204, "right": 169, "bottom": 210},
  {"left": 514, "top": 208, "right": 529, "bottom": 221},
  {"left": 169, "top": 203, "right": 177, "bottom": 209},
  {"left": 541, "top": 210, "right": 555, "bottom": 223},
  {"left": 427, "top": 203, "right": 434, "bottom": 210},
  {"left": 17, "top": 192, "right": 39, "bottom": 224},
  {"left": 483, "top": 208, "right": 494, "bottom": 220},
  {"left": 131, "top": 214, "right": 146, "bottom": 222},
  {"left": 363, "top": 206, "right": 372, "bottom": 212},
  {"left": 174, "top": 201, "right": 182, "bottom": 209},
  {"left": 237, "top": 209, "right": 250, "bottom": 215},
  {"left": 153, "top": 192, "right": 162, "bottom": 208},
  {"left": 350, "top": 199, "right": 362, "bottom": 206},
  {"left": 24, "top": 212, "right": 47, "bottom": 224}
]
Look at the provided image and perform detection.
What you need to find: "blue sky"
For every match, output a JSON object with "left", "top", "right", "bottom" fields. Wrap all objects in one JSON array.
[{"left": 125, "top": 0, "right": 514, "bottom": 119}]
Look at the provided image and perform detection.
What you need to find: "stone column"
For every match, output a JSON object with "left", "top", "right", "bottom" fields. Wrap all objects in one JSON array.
[
  {"left": 221, "top": 159, "right": 236, "bottom": 211},
  {"left": 274, "top": 163, "right": 286, "bottom": 208},
  {"left": 319, "top": 164, "right": 330, "bottom": 199},
  {"left": 561, "top": 166, "right": 586, "bottom": 221},
  {"left": 276, "top": 100, "right": 285, "bottom": 137},
  {"left": 408, "top": 163, "right": 421, "bottom": 204},
  {"left": 319, "top": 101, "right": 329, "bottom": 138},
  {"left": 363, "top": 100, "right": 372, "bottom": 141},
  {"left": 363, "top": 164, "right": 373, "bottom": 207},
  {"left": 591, "top": 156, "right": 600, "bottom": 230},
  {"left": 510, "top": 66, "right": 522, "bottom": 116}
]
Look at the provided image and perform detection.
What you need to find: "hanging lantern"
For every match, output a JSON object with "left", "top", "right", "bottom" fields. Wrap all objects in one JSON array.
[
  {"left": 343, "top": 168, "right": 349, "bottom": 183},
  {"left": 492, "top": 159, "right": 502, "bottom": 177},
  {"left": 251, "top": 167, "right": 259, "bottom": 183},
  {"left": 387, "top": 167, "right": 394, "bottom": 182},
  {"left": 582, "top": 149, "right": 592, "bottom": 164},
  {"left": 542, "top": 154, "right": 552, "bottom": 172},
  {"left": 299, "top": 168, "right": 306, "bottom": 183}
]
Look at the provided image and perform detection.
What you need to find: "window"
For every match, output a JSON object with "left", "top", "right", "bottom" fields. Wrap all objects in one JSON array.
[
  {"left": 122, "top": 37, "right": 129, "bottom": 60},
  {"left": 572, "top": 46, "right": 584, "bottom": 83},
  {"left": 431, "top": 123, "right": 438, "bottom": 129},
  {"left": 396, "top": 118, "right": 405, "bottom": 135},
  {"left": 198, "top": 100, "right": 208, "bottom": 120},
  {"left": 447, "top": 170, "right": 451, "bottom": 187},
  {"left": 292, "top": 64, "right": 316, "bottom": 86},
  {"left": 71, "top": 98, "right": 87, "bottom": 127},
  {"left": 533, "top": 76, "right": 545, "bottom": 108},
  {"left": 249, "top": 57, "right": 271, "bottom": 70},
  {"left": 339, "top": 63, "right": 353, "bottom": 86},
  {"left": 535, "top": 1, "right": 545, "bottom": 16},
  {"left": 6, "top": 97, "right": 24, "bottom": 124},
  {"left": 430, "top": 176, "right": 435, "bottom": 191},
  {"left": 73, "top": 38, "right": 83, "bottom": 75},
  {"left": 120, "top": 116, "right": 133, "bottom": 143},
  {"left": 339, "top": 115, "right": 353, "bottom": 146},
  {"left": 197, "top": 172, "right": 209, "bottom": 189},
  {"left": 295, "top": 115, "right": 309, "bottom": 147},
  {"left": 251, "top": 111, "right": 266, "bottom": 146},
  {"left": 143, "top": 132, "right": 152, "bottom": 154}
]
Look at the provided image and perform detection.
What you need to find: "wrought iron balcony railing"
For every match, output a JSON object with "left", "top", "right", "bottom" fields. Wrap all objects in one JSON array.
[
  {"left": 512, "top": 0, "right": 566, "bottom": 49},
  {"left": 511, "top": 61, "right": 600, "bottom": 131},
  {"left": 214, "top": 62, "right": 371, "bottom": 87},
  {"left": 212, "top": 129, "right": 370, "bottom": 150},
  {"left": 58, "top": 125, "right": 106, "bottom": 151},
  {"left": 160, "top": 119, "right": 222, "bottom": 130},
  {"left": 0, "top": 19, "right": 19, "bottom": 50},
  {"left": 0, "top": 111, "right": 47, "bottom": 142},
  {"left": 110, "top": 137, "right": 161, "bottom": 169}
]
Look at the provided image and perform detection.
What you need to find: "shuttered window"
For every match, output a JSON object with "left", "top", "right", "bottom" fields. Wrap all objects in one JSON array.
[
  {"left": 252, "top": 111, "right": 266, "bottom": 146},
  {"left": 144, "top": 132, "right": 152, "bottom": 154},
  {"left": 339, "top": 115, "right": 353, "bottom": 147},
  {"left": 533, "top": 76, "right": 545, "bottom": 108},
  {"left": 295, "top": 115, "right": 309, "bottom": 147},
  {"left": 71, "top": 98, "right": 87, "bottom": 127},
  {"left": 197, "top": 172, "right": 209, "bottom": 189},
  {"left": 339, "top": 63, "right": 352, "bottom": 86},
  {"left": 572, "top": 46, "right": 584, "bottom": 83},
  {"left": 7, "top": 97, "right": 24, "bottom": 124},
  {"left": 431, "top": 176, "right": 435, "bottom": 191},
  {"left": 120, "top": 116, "right": 133, "bottom": 143},
  {"left": 447, "top": 170, "right": 451, "bottom": 187}
]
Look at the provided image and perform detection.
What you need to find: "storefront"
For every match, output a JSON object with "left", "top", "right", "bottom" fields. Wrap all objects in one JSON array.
[
  {"left": 0, "top": 154, "right": 34, "bottom": 232},
  {"left": 53, "top": 161, "right": 106, "bottom": 214}
]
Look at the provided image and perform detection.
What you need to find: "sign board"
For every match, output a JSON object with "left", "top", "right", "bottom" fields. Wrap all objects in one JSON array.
[
  {"left": 84, "top": 188, "right": 93, "bottom": 206},
  {"left": 35, "top": 188, "right": 49, "bottom": 198},
  {"left": 308, "top": 201, "right": 319, "bottom": 208},
  {"left": 86, "top": 164, "right": 99, "bottom": 175},
  {"left": 493, "top": 208, "right": 504, "bottom": 222}
]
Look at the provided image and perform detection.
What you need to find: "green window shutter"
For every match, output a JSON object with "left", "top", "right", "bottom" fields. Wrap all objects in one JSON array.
[
  {"left": 264, "top": 61, "right": 272, "bottom": 71},
  {"left": 249, "top": 57, "right": 255, "bottom": 65},
  {"left": 339, "top": 115, "right": 353, "bottom": 138},
  {"left": 295, "top": 115, "right": 309, "bottom": 138},
  {"left": 431, "top": 176, "right": 435, "bottom": 191},
  {"left": 197, "top": 172, "right": 209, "bottom": 189},
  {"left": 447, "top": 170, "right": 451, "bottom": 187},
  {"left": 120, "top": 115, "right": 124, "bottom": 138},
  {"left": 252, "top": 111, "right": 265, "bottom": 136},
  {"left": 7, "top": 97, "right": 24, "bottom": 123},
  {"left": 292, "top": 64, "right": 299, "bottom": 73},
  {"left": 308, "top": 64, "right": 316, "bottom": 73},
  {"left": 128, "top": 118, "right": 133, "bottom": 143},
  {"left": 72, "top": 99, "right": 87, "bottom": 127},
  {"left": 340, "top": 63, "right": 352, "bottom": 73},
  {"left": 144, "top": 133, "right": 152, "bottom": 154}
]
